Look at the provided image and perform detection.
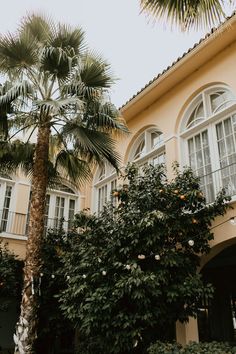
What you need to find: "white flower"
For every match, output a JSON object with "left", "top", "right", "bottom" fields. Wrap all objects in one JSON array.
[
  {"left": 188, "top": 239, "right": 194, "bottom": 246},
  {"left": 102, "top": 270, "right": 107, "bottom": 276},
  {"left": 125, "top": 264, "right": 131, "bottom": 270},
  {"left": 138, "top": 254, "right": 145, "bottom": 260},
  {"left": 133, "top": 340, "right": 138, "bottom": 347},
  {"left": 82, "top": 274, "right": 87, "bottom": 279},
  {"left": 154, "top": 254, "right": 160, "bottom": 261}
]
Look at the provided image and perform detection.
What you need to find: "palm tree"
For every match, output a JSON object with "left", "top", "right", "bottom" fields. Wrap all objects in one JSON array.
[
  {"left": 140, "top": 0, "right": 235, "bottom": 30},
  {"left": 0, "top": 14, "right": 128, "bottom": 353}
]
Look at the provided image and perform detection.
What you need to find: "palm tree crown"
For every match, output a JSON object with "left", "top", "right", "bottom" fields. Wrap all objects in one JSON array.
[{"left": 0, "top": 14, "right": 128, "bottom": 184}]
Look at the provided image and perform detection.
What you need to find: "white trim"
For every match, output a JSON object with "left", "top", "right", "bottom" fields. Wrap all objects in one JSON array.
[
  {"left": 180, "top": 103, "right": 236, "bottom": 139},
  {"left": 179, "top": 85, "right": 236, "bottom": 203},
  {"left": 94, "top": 172, "right": 117, "bottom": 188},
  {"left": 128, "top": 127, "right": 165, "bottom": 164},
  {"left": 0, "top": 233, "right": 27, "bottom": 241},
  {"left": 164, "top": 134, "right": 177, "bottom": 143}
]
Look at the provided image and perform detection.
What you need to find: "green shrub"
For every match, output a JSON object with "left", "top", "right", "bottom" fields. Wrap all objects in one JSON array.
[
  {"left": 184, "top": 341, "right": 236, "bottom": 354},
  {"left": 147, "top": 341, "right": 182, "bottom": 354},
  {"left": 148, "top": 341, "right": 236, "bottom": 354}
]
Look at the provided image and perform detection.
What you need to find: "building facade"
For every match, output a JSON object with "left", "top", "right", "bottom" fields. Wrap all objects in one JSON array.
[{"left": 2, "top": 12, "right": 236, "bottom": 348}]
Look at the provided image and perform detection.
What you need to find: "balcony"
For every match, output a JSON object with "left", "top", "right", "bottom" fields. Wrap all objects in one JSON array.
[{"left": 0, "top": 210, "right": 74, "bottom": 239}]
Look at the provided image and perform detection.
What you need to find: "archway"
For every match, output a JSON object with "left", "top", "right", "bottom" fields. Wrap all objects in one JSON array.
[{"left": 198, "top": 245, "right": 236, "bottom": 342}]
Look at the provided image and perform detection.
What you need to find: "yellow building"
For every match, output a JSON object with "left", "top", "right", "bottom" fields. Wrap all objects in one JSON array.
[{"left": 2, "top": 12, "right": 236, "bottom": 348}]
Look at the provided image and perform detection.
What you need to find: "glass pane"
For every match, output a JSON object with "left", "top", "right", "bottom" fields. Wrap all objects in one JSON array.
[
  {"left": 187, "top": 130, "right": 213, "bottom": 203},
  {"left": 224, "top": 118, "right": 233, "bottom": 136},
  {"left": 151, "top": 132, "right": 163, "bottom": 149},
  {"left": 216, "top": 122, "right": 223, "bottom": 140},
  {"left": 188, "top": 138, "right": 194, "bottom": 154},
  {"left": 196, "top": 102, "right": 204, "bottom": 118},
  {"left": 1, "top": 185, "right": 12, "bottom": 232},
  {"left": 186, "top": 101, "right": 204, "bottom": 128},
  {"left": 195, "top": 134, "right": 201, "bottom": 151},
  {"left": 98, "top": 185, "right": 108, "bottom": 212},
  {"left": 152, "top": 153, "right": 165, "bottom": 166},
  {"left": 68, "top": 199, "right": 75, "bottom": 229},
  {"left": 134, "top": 140, "right": 145, "bottom": 160},
  {"left": 210, "top": 90, "right": 234, "bottom": 113},
  {"left": 98, "top": 166, "right": 106, "bottom": 181},
  {"left": 216, "top": 116, "right": 236, "bottom": 197}
]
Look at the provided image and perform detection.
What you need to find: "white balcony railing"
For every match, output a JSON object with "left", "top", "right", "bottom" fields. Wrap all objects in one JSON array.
[{"left": 0, "top": 210, "right": 75, "bottom": 238}]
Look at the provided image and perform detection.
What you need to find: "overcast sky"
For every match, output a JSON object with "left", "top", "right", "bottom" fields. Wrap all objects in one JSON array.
[{"left": 0, "top": 0, "right": 225, "bottom": 107}]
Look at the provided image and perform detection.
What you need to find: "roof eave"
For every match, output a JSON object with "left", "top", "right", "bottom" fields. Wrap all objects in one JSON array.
[{"left": 120, "top": 13, "right": 236, "bottom": 121}]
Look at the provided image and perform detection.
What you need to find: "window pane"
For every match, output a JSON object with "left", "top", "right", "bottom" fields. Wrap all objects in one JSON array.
[
  {"left": 216, "top": 116, "right": 236, "bottom": 196},
  {"left": 187, "top": 131, "right": 214, "bottom": 202},
  {"left": 186, "top": 101, "right": 204, "bottom": 128},
  {"left": 151, "top": 132, "right": 163, "bottom": 149},
  {"left": 210, "top": 90, "right": 234, "bottom": 114},
  {"left": 1, "top": 185, "right": 12, "bottom": 232},
  {"left": 98, "top": 185, "right": 108, "bottom": 213},
  {"left": 134, "top": 140, "right": 145, "bottom": 160},
  {"left": 68, "top": 199, "right": 75, "bottom": 229}
]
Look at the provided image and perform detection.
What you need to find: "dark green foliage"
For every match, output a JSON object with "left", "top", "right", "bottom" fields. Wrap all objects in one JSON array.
[
  {"left": 35, "top": 227, "right": 75, "bottom": 354},
  {"left": 59, "top": 164, "right": 229, "bottom": 353},
  {"left": 148, "top": 341, "right": 236, "bottom": 354},
  {"left": 0, "top": 241, "right": 22, "bottom": 311}
]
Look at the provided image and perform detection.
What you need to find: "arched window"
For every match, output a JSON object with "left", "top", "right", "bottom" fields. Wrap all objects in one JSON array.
[
  {"left": 93, "top": 164, "right": 117, "bottom": 213},
  {"left": 129, "top": 128, "right": 165, "bottom": 166},
  {"left": 180, "top": 86, "right": 236, "bottom": 202}
]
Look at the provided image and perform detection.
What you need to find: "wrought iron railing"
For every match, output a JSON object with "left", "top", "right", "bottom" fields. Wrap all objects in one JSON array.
[{"left": 0, "top": 210, "right": 75, "bottom": 238}]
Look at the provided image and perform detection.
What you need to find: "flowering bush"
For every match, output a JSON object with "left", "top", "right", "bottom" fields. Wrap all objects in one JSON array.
[{"left": 59, "top": 164, "right": 229, "bottom": 353}]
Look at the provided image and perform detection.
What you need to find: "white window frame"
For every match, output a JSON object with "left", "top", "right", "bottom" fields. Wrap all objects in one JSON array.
[
  {"left": 180, "top": 85, "right": 236, "bottom": 202},
  {"left": 45, "top": 187, "right": 79, "bottom": 231},
  {"left": 128, "top": 127, "right": 165, "bottom": 167},
  {"left": 0, "top": 178, "right": 15, "bottom": 233},
  {"left": 93, "top": 164, "right": 118, "bottom": 213}
]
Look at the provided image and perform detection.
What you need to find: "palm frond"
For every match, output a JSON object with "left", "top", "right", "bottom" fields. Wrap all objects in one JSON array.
[
  {"left": 82, "top": 100, "right": 129, "bottom": 136},
  {"left": 20, "top": 14, "right": 52, "bottom": 43},
  {"left": 0, "top": 112, "right": 9, "bottom": 141},
  {"left": 0, "top": 81, "right": 32, "bottom": 105},
  {"left": 40, "top": 46, "right": 73, "bottom": 79},
  {"left": 62, "top": 122, "right": 120, "bottom": 169},
  {"left": 64, "top": 52, "right": 115, "bottom": 99},
  {"left": 37, "top": 96, "right": 83, "bottom": 116},
  {"left": 140, "top": 0, "right": 227, "bottom": 30},
  {"left": 48, "top": 23, "right": 85, "bottom": 55},
  {"left": 0, "top": 31, "right": 38, "bottom": 73},
  {"left": 0, "top": 140, "right": 35, "bottom": 176},
  {"left": 55, "top": 150, "right": 91, "bottom": 185}
]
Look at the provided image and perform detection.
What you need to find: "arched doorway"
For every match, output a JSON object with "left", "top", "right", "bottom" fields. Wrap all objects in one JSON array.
[{"left": 198, "top": 245, "right": 236, "bottom": 342}]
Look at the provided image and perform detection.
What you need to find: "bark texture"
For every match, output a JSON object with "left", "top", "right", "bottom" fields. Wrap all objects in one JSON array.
[{"left": 14, "top": 125, "right": 50, "bottom": 354}]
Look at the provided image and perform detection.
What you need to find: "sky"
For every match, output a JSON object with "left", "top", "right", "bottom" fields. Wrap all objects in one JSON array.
[{"left": 0, "top": 0, "right": 225, "bottom": 107}]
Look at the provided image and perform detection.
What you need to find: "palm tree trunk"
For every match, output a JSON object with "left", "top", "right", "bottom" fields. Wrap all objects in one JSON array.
[{"left": 14, "top": 124, "right": 50, "bottom": 354}]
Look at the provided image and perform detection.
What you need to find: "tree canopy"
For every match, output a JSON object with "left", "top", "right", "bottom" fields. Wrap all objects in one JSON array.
[{"left": 59, "top": 164, "right": 229, "bottom": 353}]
